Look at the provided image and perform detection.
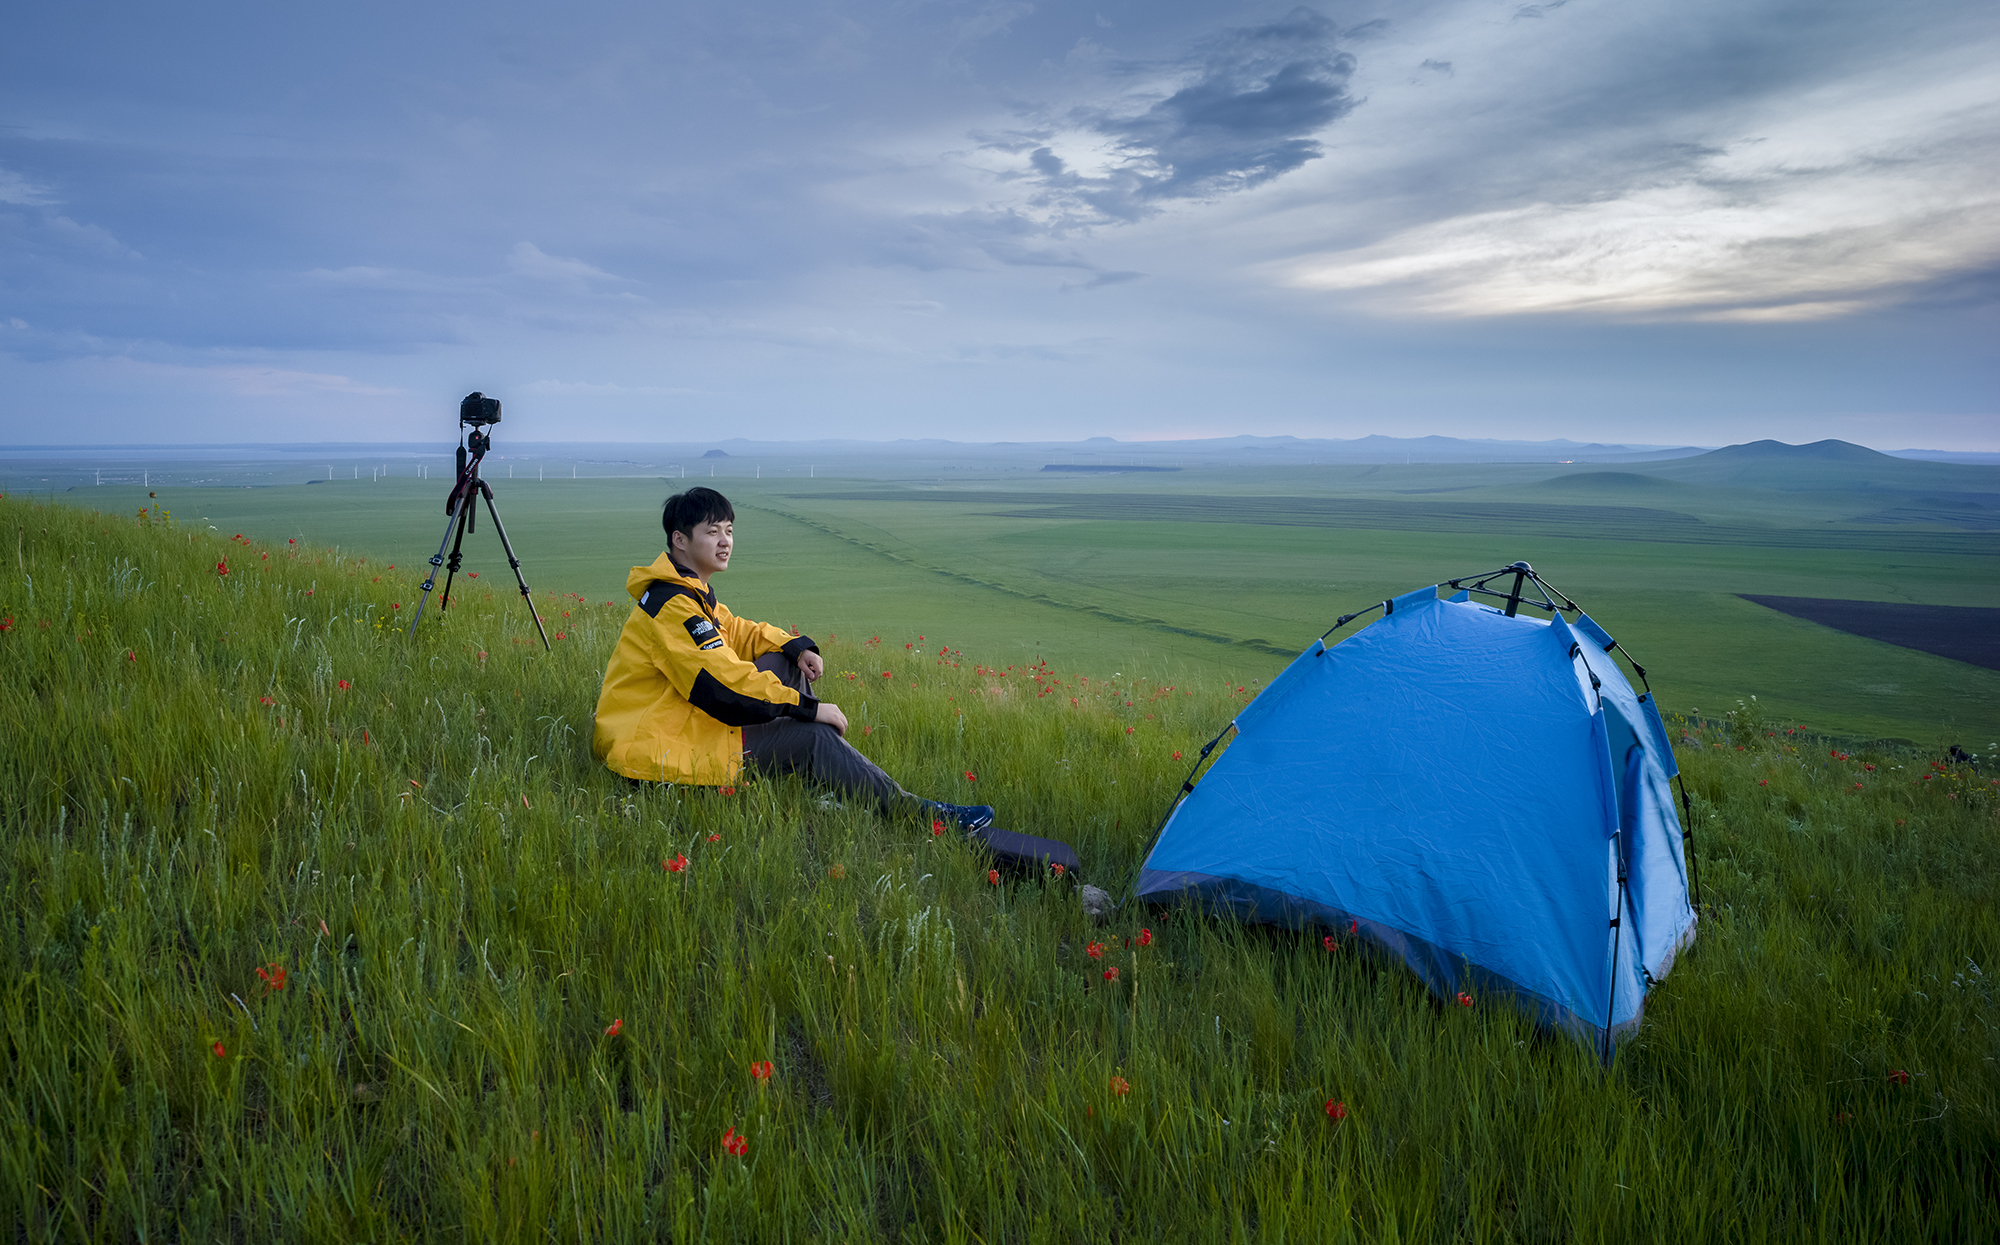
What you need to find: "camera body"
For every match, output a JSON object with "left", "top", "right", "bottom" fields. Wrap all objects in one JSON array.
[{"left": 459, "top": 392, "right": 503, "bottom": 426}]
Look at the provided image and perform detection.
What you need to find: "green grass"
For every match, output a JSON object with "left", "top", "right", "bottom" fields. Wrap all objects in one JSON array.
[
  {"left": 62, "top": 463, "right": 2000, "bottom": 747},
  {"left": 3, "top": 494, "right": 1997, "bottom": 1241}
]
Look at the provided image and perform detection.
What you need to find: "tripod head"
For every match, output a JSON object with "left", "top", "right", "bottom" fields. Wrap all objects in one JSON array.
[{"left": 450, "top": 394, "right": 499, "bottom": 510}]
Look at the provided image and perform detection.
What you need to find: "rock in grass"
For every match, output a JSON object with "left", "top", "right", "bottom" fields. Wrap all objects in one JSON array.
[{"left": 1080, "top": 884, "right": 1114, "bottom": 922}]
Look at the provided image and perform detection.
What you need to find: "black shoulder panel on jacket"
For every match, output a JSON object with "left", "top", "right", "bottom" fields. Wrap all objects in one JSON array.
[
  {"left": 639, "top": 580, "right": 707, "bottom": 619},
  {"left": 688, "top": 668, "right": 787, "bottom": 728}
]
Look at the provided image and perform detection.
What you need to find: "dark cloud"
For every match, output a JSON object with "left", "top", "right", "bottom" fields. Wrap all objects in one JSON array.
[
  {"left": 1020, "top": 7, "right": 1359, "bottom": 221},
  {"left": 1059, "top": 269, "right": 1146, "bottom": 291}
]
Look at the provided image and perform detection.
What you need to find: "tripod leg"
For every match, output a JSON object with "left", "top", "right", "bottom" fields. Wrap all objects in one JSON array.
[
  {"left": 477, "top": 481, "right": 551, "bottom": 651},
  {"left": 408, "top": 491, "right": 474, "bottom": 636},
  {"left": 439, "top": 485, "right": 475, "bottom": 611}
]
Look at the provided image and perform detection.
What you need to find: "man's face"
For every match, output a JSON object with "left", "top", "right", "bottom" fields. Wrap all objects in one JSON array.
[{"left": 674, "top": 519, "right": 732, "bottom": 578}]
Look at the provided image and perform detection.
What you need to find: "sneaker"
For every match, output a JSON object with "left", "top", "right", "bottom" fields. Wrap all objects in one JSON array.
[{"left": 918, "top": 799, "right": 995, "bottom": 831}]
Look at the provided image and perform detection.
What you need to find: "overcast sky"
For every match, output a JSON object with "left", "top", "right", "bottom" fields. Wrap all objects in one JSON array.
[{"left": 3, "top": 0, "right": 1996, "bottom": 449}]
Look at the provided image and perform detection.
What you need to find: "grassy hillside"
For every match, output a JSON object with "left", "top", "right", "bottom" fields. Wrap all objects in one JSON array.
[
  {"left": 58, "top": 463, "right": 2000, "bottom": 747},
  {"left": 2, "top": 494, "right": 1996, "bottom": 1241}
]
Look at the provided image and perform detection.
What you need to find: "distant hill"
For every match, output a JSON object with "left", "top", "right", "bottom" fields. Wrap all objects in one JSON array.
[
  {"left": 1531, "top": 471, "right": 1686, "bottom": 492},
  {"left": 1696, "top": 439, "right": 1891, "bottom": 464},
  {"left": 1637, "top": 439, "right": 2000, "bottom": 495}
]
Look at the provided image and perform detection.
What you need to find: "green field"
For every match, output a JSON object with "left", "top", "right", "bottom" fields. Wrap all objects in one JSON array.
[
  {"left": 53, "top": 438, "right": 2000, "bottom": 747},
  {"left": 2, "top": 490, "right": 1996, "bottom": 1241}
]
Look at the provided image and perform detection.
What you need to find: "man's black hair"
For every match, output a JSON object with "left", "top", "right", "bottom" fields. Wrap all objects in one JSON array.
[{"left": 662, "top": 487, "right": 735, "bottom": 546}]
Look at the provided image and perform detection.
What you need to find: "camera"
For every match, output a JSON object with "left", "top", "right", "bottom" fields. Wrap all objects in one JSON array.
[{"left": 459, "top": 391, "right": 503, "bottom": 426}]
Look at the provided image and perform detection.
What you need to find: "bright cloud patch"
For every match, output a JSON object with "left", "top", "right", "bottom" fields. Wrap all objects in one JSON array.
[{"left": 1284, "top": 61, "right": 2000, "bottom": 319}]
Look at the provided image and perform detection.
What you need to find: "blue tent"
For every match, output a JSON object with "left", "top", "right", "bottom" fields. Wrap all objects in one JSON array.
[{"left": 1136, "top": 567, "right": 1698, "bottom": 1055}]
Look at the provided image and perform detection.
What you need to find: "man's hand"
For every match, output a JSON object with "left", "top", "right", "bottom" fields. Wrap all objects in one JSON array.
[
  {"left": 814, "top": 701, "right": 848, "bottom": 735},
  {"left": 798, "top": 649, "right": 824, "bottom": 682}
]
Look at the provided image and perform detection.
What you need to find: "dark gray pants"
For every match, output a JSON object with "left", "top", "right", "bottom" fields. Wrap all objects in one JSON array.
[{"left": 742, "top": 653, "right": 909, "bottom": 812}]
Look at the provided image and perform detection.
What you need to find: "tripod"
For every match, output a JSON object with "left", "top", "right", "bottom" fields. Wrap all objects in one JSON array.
[{"left": 406, "top": 424, "right": 551, "bottom": 649}]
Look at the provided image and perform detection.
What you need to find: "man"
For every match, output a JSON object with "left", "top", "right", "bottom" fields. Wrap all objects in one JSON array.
[{"left": 591, "top": 487, "right": 994, "bottom": 830}]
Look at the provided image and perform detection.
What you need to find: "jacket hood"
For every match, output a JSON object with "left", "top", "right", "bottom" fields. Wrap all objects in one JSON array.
[{"left": 626, "top": 552, "right": 706, "bottom": 600}]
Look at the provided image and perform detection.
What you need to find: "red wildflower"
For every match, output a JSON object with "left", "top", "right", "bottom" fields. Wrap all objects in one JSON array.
[
  {"left": 216, "top": 560, "right": 229, "bottom": 576},
  {"left": 1051, "top": 862, "right": 1065, "bottom": 877},
  {"left": 1864, "top": 763, "right": 1876, "bottom": 771},
  {"left": 212, "top": 1041, "right": 226, "bottom": 1059},
  {"left": 0, "top": 618, "right": 11, "bottom": 633},
  {"left": 1109, "top": 1076, "right": 1130, "bottom": 1096},
  {"left": 126, "top": 650, "right": 136, "bottom": 662},
  {"left": 963, "top": 771, "right": 977, "bottom": 782},
  {"left": 882, "top": 671, "right": 892, "bottom": 678},
  {"left": 255, "top": 963, "right": 288, "bottom": 992},
  {"left": 719, "top": 785, "right": 736, "bottom": 796},
  {"left": 708, "top": 833, "right": 722, "bottom": 842},
  {"left": 1324, "top": 935, "right": 1337, "bottom": 952},
  {"left": 1172, "top": 751, "right": 1183, "bottom": 761},
  {"left": 1103, "top": 967, "right": 1119, "bottom": 982},
  {"left": 932, "top": 819, "right": 946, "bottom": 837},
  {"left": 1325, "top": 1100, "right": 1347, "bottom": 1120},
  {"left": 1137, "top": 929, "right": 1152, "bottom": 946},
  {"left": 605, "top": 1018, "right": 624, "bottom": 1037},
  {"left": 664, "top": 854, "right": 689, "bottom": 873},
  {"left": 554, "top": 632, "right": 565, "bottom": 640},
  {"left": 1889, "top": 1069, "right": 1911, "bottom": 1086},
  {"left": 722, "top": 1126, "right": 748, "bottom": 1157},
  {"left": 1086, "top": 941, "right": 1104, "bottom": 959},
  {"left": 751, "top": 1060, "right": 774, "bottom": 1082},
  {"left": 1457, "top": 992, "right": 1474, "bottom": 1008},
  {"left": 468, "top": 572, "right": 478, "bottom": 578},
  {"left": 1126, "top": 727, "right": 1134, "bottom": 734},
  {"left": 337, "top": 679, "right": 351, "bottom": 690},
  {"left": 391, "top": 603, "right": 400, "bottom": 610},
  {"left": 1759, "top": 779, "right": 1768, "bottom": 786},
  {"left": 988, "top": 869, "right": 1000, "bottom": 885},
  {"left": 362, "top": 730, "right": 371, "bottom": 745}
]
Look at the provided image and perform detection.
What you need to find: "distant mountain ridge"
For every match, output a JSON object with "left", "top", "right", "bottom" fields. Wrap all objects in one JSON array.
[{"left": 1642, "top": 438, "right": 1999, "bottom": 494}]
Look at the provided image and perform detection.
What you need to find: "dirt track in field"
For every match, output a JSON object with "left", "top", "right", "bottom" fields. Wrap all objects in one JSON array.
[{"left": 1740, "top": 596, "right": 2000, "bottom": 671}]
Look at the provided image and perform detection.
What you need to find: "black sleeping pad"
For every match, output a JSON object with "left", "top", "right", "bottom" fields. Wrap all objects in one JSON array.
[{"left": 967, "top": 826, "right": 1080, "bottom": 881}]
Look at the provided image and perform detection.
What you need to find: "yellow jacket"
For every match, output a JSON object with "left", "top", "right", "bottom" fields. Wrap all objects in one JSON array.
[{"left": 591, "top": 552, "right": 820, "bottom": 784}]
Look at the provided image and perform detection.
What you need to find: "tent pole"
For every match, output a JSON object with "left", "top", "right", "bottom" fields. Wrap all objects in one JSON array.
[
  {"left": 1320, "top": 600, "right": 1385, "bottom": 642},
  {"left": 1674, "top": 773, "right": 1701, "bottom": 910},
  {"left": 1603, "top": 868, "right": 1627, "bottom": 1069},
  {"left": 1141, "top": 723, "right": 1238, "bottom": 864},
  {"left": 1621, "top": 653, "right": 1704, "bottom": 913}
]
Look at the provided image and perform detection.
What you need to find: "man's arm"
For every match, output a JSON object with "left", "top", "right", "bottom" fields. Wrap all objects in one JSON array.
[
  {"left": 644, "top": 595, "right": 820, "bottom": 727},
  {"left": 717, "top": 603, "right": 819, "bottom": 669}
]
